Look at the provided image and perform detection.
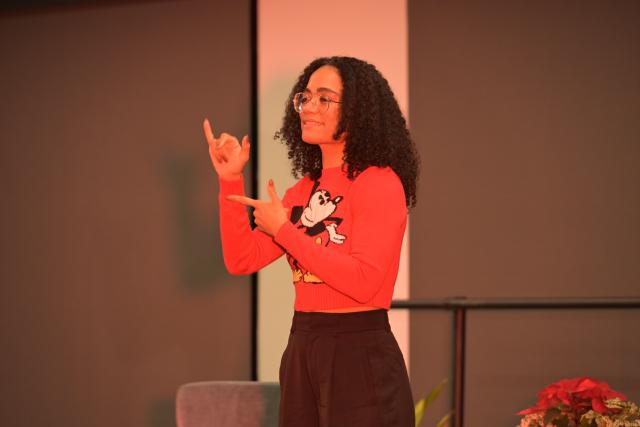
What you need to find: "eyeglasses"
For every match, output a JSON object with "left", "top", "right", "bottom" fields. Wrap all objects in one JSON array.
[{"left": 293, "top": 92, "right": 342, "bottom": 113}]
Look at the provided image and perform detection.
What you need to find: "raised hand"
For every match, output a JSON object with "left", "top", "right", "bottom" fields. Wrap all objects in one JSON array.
[
  {"left": 203, "top": 118, "right": 250, "bottom": 181},
  {"left": 226, "top": 179, "right": 289, "bottom": 237}
]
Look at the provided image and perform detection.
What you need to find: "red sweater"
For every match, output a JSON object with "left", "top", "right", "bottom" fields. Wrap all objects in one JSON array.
[{"left": 218, "top": 165, "right": 407, "bottom": 311}]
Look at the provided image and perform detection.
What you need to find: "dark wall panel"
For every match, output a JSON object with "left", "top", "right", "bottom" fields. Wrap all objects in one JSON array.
[
  {"left": 466, "top": 310, "right": 640, "bottom": 425},
  {"left": 0, "top": 1, "right": 252, "bottom": 426},
  {"left": 409, "top": 1, "right": 640, "bottom": 425}
]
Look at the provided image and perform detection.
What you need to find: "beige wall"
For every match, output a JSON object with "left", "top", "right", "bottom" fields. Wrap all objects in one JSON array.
[
  {"left": 0, "top": 2, "right": 252, "bottom": 426},
  {"left": 257, "top": 0, "right": 411, "bottom": 381}
]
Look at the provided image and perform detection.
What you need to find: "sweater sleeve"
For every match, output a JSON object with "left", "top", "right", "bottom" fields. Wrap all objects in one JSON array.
[
  {"left": 272, "top": 167, "right": 407, "bottom": 303},
  {"left": 218, "top": 175, "right": 293, "bottom": 275}
]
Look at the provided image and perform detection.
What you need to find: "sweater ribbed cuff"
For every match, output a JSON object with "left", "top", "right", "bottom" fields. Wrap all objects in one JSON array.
[{"left": 218, "top": 175, "right": 245, "bottom": 196}]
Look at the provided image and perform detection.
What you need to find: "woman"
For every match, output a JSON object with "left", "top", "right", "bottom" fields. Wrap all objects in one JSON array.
[{"left": 203, "top": 56, "right": 420, "bottom": 427}]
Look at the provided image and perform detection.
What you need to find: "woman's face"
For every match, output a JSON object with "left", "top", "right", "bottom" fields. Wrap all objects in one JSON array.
[{"left": 298, "top": 65, "right": 345, "bottom": 145}]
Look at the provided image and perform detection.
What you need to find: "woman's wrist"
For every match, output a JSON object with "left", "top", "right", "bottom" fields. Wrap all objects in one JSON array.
[{"left": 219, "top": 172, "right": 243, "bottom": 182}]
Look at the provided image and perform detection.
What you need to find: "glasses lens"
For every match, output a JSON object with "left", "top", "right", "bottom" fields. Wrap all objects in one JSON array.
[
  {"left": 293, "top": 92, "right": 334, "bottom": 113},
  {"left": 293, "top": 93, "right": 306, "bottom": 113},
  {"left": 318, "top": 96, "right": 331, "bottom": 113}
]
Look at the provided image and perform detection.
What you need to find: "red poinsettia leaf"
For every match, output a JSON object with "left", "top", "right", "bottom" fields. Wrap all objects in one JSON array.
[
  {"left": 535, "top": 394, "right": 560, "bottom": 411},
  {"left": 605, "top": 389, "right": 627, "bottom": 401},
  {"left": 574, "top": 377, "right": 598, "bottom": 392},
  {"left": 573, "top": 378, "right": 627, "bottom": 403},
  {"left": 576, "top": 389, "right": 598, "bottom": 399},
  {"left": 591, "top": 398, "right": 608, "bottom": 414},
  {"left": 538, "top": 387, "right": 555, "bottom": 400},
  {"left": 519, "top": 377, "right": 632, "bottom": 423},
  {"left": 563, "top": 378, "right": 583, "bottom": 390},
  {"left": 557, "top": 390, "right": 572, "bottom": 406}
]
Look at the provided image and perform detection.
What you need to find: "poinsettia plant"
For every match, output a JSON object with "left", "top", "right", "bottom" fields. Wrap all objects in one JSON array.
[{"left": 517, "top": 376, "right": 640, "bottom": 427}]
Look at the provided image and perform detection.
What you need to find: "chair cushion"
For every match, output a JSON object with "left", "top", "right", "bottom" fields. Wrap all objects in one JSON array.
[{"left": 176, "top": 381, "right": 280, "bottom": 427}]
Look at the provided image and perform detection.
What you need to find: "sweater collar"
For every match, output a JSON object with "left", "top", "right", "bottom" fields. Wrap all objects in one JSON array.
[{"left": 321, "top": 164, "right": 347, "bottom": 178}]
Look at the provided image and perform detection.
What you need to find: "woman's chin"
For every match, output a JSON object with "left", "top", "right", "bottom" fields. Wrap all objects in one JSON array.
[
  {"left": 302, "top": 134, "right": 343, "bottom": 145},
  {"left": 301, "top": 134, "right": 324, "bottom": 144}
]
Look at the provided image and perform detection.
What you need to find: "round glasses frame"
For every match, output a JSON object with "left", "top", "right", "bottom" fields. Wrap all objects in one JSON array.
[{"left": 293, "top": 92, "right": 342, "bottom": 114}]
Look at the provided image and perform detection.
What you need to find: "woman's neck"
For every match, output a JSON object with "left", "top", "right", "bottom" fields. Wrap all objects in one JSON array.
[{"left": 320, "top": 140, "right": 346, "bottom": 169}]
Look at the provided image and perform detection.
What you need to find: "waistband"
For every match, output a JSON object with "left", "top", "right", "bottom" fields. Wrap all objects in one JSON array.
[{"left": 291, "top": 309, "right": 390, "bottom": 333}]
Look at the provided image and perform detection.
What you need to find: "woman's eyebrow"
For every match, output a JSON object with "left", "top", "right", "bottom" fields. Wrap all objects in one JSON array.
[{"left": 304, "top": 87, "right": 341, "bottom": 96}]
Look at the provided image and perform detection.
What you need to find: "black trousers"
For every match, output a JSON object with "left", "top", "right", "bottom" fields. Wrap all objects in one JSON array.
[{"left": 279, "top": 309, "right": 415, "bottom": 427}]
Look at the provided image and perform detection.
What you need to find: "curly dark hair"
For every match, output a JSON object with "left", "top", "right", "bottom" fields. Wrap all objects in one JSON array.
[{"left": 275, "top": 56, "right": 420, "bottom": 209}]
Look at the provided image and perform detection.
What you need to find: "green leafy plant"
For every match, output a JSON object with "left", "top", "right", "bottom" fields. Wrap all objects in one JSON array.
[
  {"left": 415, "top": 378, "right": 453, "bottom": 427},
  {"left": 581, "top": 398, "right": 640, "bottom": 427}
]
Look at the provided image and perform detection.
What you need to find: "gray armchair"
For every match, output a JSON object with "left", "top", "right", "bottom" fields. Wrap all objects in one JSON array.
[{"left": 176, "top": 381, "right": 280, "bottom": 427}]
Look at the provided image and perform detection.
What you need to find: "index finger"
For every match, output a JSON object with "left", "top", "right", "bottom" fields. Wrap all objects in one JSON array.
[
  {"left": 203, "top": 118, "right": 216, "bottom": 145},
  {"left": 226, "top": 195, "right": 258, "bottom": 207}
]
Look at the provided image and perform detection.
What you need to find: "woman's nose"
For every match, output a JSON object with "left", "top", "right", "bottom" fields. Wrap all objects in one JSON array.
[{"left": 302, "top": 98, "right": 321, "bottom": 113}]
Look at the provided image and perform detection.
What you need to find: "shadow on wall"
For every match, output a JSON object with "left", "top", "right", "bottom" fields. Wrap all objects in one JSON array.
[
  {"left": 148, "top": 398, "right": 175, "bottom": 427},
  {"left": 161, "top": 88, "right": 251, "bottom": 292},
  {"left": 164, "top": 152, "right": 226, "bottom": 292}
]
